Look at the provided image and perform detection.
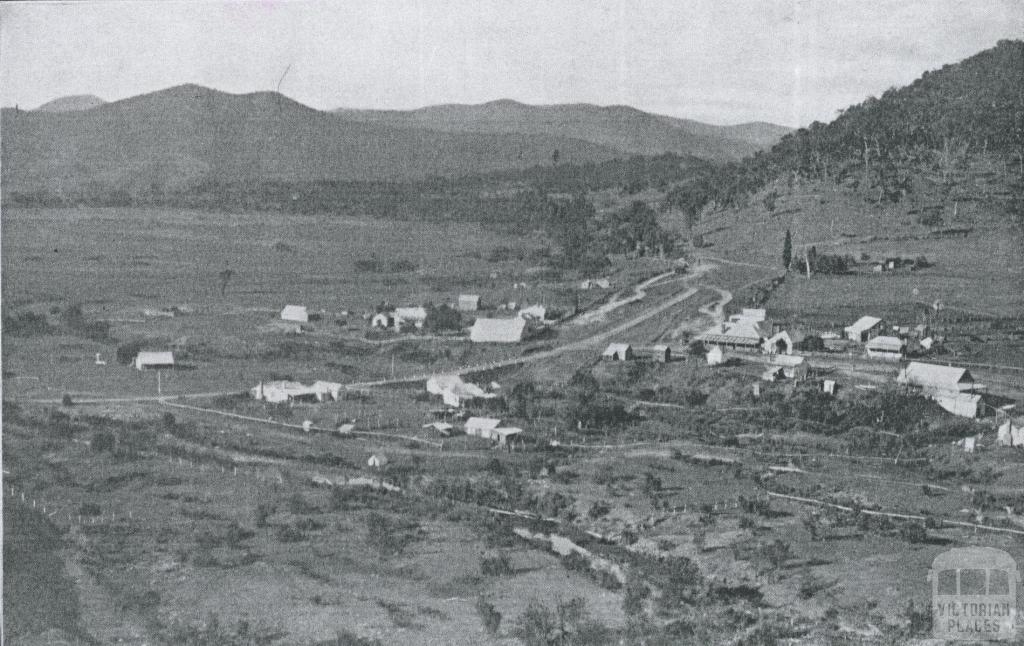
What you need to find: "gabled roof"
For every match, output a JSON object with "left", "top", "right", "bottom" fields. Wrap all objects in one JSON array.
[
  {"left": 394, "top": 306, "right": 428, "bottom": 321},
  {"left": 602, "top": 343, "right": 632, "bottom": 357},
  {"left": 897, "top": 362, "right": 974, "bottom": 391},
  {"left": 470, "top": 317, "right": 526, "bottom": 343},
  {"left": 845, "top": 316, "right": 882, "bottom": 334}
]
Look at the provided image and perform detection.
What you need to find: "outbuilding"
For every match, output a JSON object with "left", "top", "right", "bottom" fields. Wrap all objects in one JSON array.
[
  {"left": 897, "top": 362, "right": 975, "bottom": 394},
  {"left": 134, "top": 351, "right": 175, "bottom": 371},
  {"left": 602, "top": 343, "right": 634, "bottom": 361},
  {"left": 367, "top": 454, "right": 389, "bottom": 469},
  {"left": 636, "top": 344, "right": 672, "bottom": 363}
]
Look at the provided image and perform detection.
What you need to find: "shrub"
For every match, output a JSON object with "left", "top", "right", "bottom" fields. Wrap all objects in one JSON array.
[
  {"left": 91, "top": 430, "right": 116, "bottom": 453},
  {"left": 275, "top": 523, "right": 307, "bottom": 543},
  {"left": 899, "top": 521, "right": 928, "bottom": 543},
  {"left": 587, "top": 500, "right": 611, "bottom": 519},
  {"left": 365, "top": 512, "right": 417, "bottom": 556},
  {"left": 2, "top": 310, "right": 53, "bottom": 336},
  {"left": 79, "top": 502, "right": 101, "bottom": 516},
  {"left": 475, "top": 597, "right": 502, "bottom": 636},
  {"left": 116, "top": 339, "right": 148, "bottom": 365},
  {"left": 480, "top": 552, "right": 513, "bottom": 576},
  {"left": 623, "top": 579, "right": 650, "bottom": 617},
  {"left": 254, "top": 502, "right": 275, "bottom": 527}
]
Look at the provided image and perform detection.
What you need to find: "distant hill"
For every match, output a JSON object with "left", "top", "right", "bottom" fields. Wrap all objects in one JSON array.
[
  {"left": 1, "top": 84, "right": 628, "bottom": 196},
  {"left": 334, "top": 99, "right": 790, "bottom": 161},
  {"left": 33, "top": 94, "right": 106, "bottom": 112}
]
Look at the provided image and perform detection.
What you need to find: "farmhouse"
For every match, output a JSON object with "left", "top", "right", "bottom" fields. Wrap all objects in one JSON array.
[
  {"left": 865, "top": 335, "right": 906, "bottom": 360},
  {"left": 844, "top": 316, "right": 884, "bottom": 342},
  {"left": 458, "top": 294, "right": 480, "bottom": 312},
  {"left": 696, "top": 320, "right": 763, "bottom": 351},
  {"left": 280, "top": 305, "right": 309, "bottom": 323},
  {"left": 897, "top": 362, "right": 975, "bottom": 394},
  {"left": 470, "top": 317, "right": 526, "bottom": 343},
  {"left": 602, "top": 343, "right": 633, "bottom": 361},
  {"left": 134, "top": 351, "right": 174, "bottom": 371}
]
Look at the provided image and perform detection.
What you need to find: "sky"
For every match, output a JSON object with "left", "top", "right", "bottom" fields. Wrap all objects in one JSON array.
[{"left": 1, "top": 0, "right": 1021, "bottom": 127}]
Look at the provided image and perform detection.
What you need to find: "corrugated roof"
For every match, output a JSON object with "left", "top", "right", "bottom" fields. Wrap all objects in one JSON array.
[
  {"left": 602, "top": 343, "right": 632, "bottom": 357},
  {"left": 466, "top": 417, "right": 502, "bottom": 430},
  {"left": 897, "top": 362, "right": 973, "bottom": 391},
  {"left": 136, "top": 351, "right": 174, "bottom": 364},
  {"left": 697, "top": 320, "right": 763, "bottom": 346},
  {"left": 845, "top": 316, "right": 882, "bottom": 335},
  {"left": 866, "top": 335, "right": 905, "bottom": 352},
  {"left": 470, "top": 317, "right": 526, "bottom": 343},
  {"left": 280, "top": 305, "right": 308, "bottom": 322}
]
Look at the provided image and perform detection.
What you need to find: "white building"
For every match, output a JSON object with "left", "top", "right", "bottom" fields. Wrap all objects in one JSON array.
[
  {"left": 134, "top": 351, "right": 175, "bottom": 371},
  {"left": 280, "top": 305, "right": 309, "bottom": 323},
  {"left": 602, "top": 343, "right": 633, "bottom": 361},
  {"left": 706, "top": 345, "right": 724, "bottom": 366},
  {"left": 519, "top": 305, "right": 547, "bottom": 322},
  {"left": 394, "top": 306, "right": 428, "bottom": 329},
  {"left": 458, "top": 295, "right": 480, "bottom": 312}
]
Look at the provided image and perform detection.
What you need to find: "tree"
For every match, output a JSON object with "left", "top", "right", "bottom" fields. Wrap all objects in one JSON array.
[
  {"left": 782, "top": 229, "right": 792, "bottom": 270},
  {"left": 552, "top": 149, "right": 560, "bottom": 166},
  {"left": 218, "top": 267, "right": 234, "bottom": 296},
  {"left": 476, "top": 597, "right": 502, "bottom": 636}
]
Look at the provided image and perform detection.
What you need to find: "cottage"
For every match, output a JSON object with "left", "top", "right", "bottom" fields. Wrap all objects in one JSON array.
[
  {"left": 457, "top": 294, "right": 480, "bottom": 312},
  {"left": 470, "top": 317, "right": 526, "bottom": 343},
  {"left": 706, "top": 345, "right": 724, "bottom": 366},
  {"left": 580, "top": 278, "right": 611, "bottom": 290},
  {"left": 423, "top": 421, "right": 454, "bottom": 436},
  {"left": 491, "top": 427, "right": 523, "bottom": 446},
  {"left": 897, "top": 362, "right": 975, "bottom": 395},
  {"left": 865, "top": 335, "right": 905, "bottom": 360},
  {"left": 844, "top": 316, "right": 884, "bottom": 342},
  {"left": 465, "top": 417, "right": 502, "bottom": 437},
  {"left": 280, "top": 305, "right": 309, "bottom": 323},
  {"left": 367, "top": 454, "right": 389, "bottom": 469},
  {"left": 696, "top": 320, "right": 764, "bottom": 351},
  {"left": 134, "top": 351, "right": 174, "bottom": 371},
  {"left": 771, "top": 354, "right": 807, "bottom": 379},
  {"left": 602, "top": 343, "right": 633, "bottom": 361}
]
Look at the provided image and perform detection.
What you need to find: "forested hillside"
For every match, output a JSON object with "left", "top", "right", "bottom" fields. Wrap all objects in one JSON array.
[{"left": 666, "top": 39, "right": 1024, "bottom": 222}]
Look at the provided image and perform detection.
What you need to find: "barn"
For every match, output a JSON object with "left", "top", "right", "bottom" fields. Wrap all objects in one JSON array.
[
  {"left": 469, "top": 318, "right": 526, "bottom": 343},
  {"left": 844, "top": 316, "right": 884, "bottom": 342},
  {"left": 134, "top": 351, "right": 174, "bottom": 371}
]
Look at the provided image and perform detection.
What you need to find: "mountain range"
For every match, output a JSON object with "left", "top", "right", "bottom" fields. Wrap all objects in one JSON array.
[{"left": 1, "top": 85, "right": 788, "bottom": 196}]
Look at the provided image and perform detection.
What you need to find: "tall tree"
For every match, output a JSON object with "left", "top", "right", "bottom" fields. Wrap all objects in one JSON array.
[{"left": 782, "top": 229, "right": 792, "bottom": 270}]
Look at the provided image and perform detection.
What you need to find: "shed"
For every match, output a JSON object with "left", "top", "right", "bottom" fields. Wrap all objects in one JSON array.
[
  {"left": 934, "top": 393, "right": 983, "bottom": 418},
  {"left": 312, "top": 381, "right": 343, "bottom": 402},
  {"left": 250, "top": 380, "right": 320, "bottom": 403},
  {"left": 865, "top": 335, "right": 906, "bottom": 360},
  {"left": 771, "top": 354, "right": 807, "bottom": 379},
  {"left": 280, "top": 305, "right": 309, "bottom": 323},
  {"left": 423, "top": 421, "right": 454, "bottom": 436},
  {"left": 134, "top": 351, "right": 175, "bottom": 371},
  {"left": 367, "top": 454, "right": 389, "bottom": 469},
  {"left": 844, "top": 316, "right": 884, "bottom": 342},
  {"left": 458, "top": 294, "right": 480, "bottom": 312},
  {"left": 492, "top": 427, "right": 523, "bottom": 446},
  {"left": 602, "top": 343, "right": 633, "bottom": 361},
  {"left": 370, "top": 312, "right": 394, "bottom": 328},
  {"left": 470, "top": 318, "right": 526, "bottom": 343},
  {"left": 897, "top": 362, "right": 975, "bottom": 394},
  {"left": 706, "top": 345, "right": 724, "bottom": 366}
]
